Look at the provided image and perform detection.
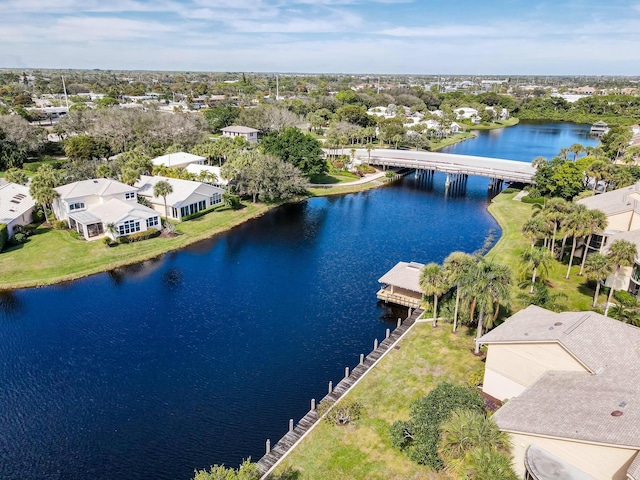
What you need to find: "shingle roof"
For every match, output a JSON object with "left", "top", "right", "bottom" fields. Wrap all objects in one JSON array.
[
  {"left": 577, "top": 182, "right": 640, "bottom": 218},
  {"left": 482, "top": 306, "right": 640, "bottom": 448},
  {"left": 0, "top": 182, "right": 35, "bottom": 224},
  {"left": 134, "top": 175, "right": 224, "bottom": 208},
  {"left": 151, "top": 152, "right": 206, "bottom": 167},
  {"left": 378, "top": 261, "right": 424, "bottom": 293},
  {"left": 85, "top": 198, "right": 158, "bottom": 224},
  {"left": 55, "top": 178, "right": 134, "bottom": 200}
]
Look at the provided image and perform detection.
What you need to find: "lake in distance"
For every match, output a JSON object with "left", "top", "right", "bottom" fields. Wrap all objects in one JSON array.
[{"left": 0, "top": 122, "right": 597, "bottom": 480}]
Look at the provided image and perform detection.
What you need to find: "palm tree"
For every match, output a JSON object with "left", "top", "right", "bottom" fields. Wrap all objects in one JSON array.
[
  {"left": 579, "top": 209, "right": 607, "bottom": 276},
  {"left": 565, "top": 207, "right": 589, "bottom": 279},
  {"left": 610, "top": 304, "right": 640, "bottom": 326},
  {"left": 29, "top": 184, "right": 58, "bottom": 224},
  {"left": 470, "top": 259, "right": 511, "bottom": 354},
  {"left": 517, "top": 283, "right": 567, "bottom": 312},
  {"left": 605, "top": 240, "right": 638, "bottom": 316},
  {"left": 584, "top": 252, "right": 613, "bottom": 308},
  {"left": 586, "top": 160, "right": 609, "bottom": 192},
  {"left": 443, "top": 252, "right": 477, "bottom": 333},
  {"left": 543, "top": 198, "right": 569, "bottom": 254},
  {"left": 105, "top": 222, "right": 118, "bottom": 240},
  {"left": 558, "top": 147, "right": 570, "bottom": 160},
  {"left": 521, "top": 246, "right": 553, "bottom": 294},
  {"left": 153, "top": 180, "right": 173, "bottom": 220},
  {"left": 569, "top": 143, "right": 584, "bottom": 161},
  {"left": 420, "top": 263, "right": 449, "bottom": 327},
  {"left": 521, "top": 216, "right": 546, "bottom": 247},
  {"left": 365, "top": 143, "right": 375, "bottom": 164}
]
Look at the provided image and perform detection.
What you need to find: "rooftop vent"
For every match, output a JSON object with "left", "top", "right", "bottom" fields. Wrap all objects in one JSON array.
[
  {"left": 554, "top": 322, "right": 563, "bottom": 326},
  {"left": 611, "top": 410, "right": 624, "bottom": 417},
  {"left": 619, "top": 401, "right": 627, "bottom": 408}
]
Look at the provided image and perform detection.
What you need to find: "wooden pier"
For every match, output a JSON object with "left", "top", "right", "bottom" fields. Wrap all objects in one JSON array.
[{"left": 257, "top": 307, "right": 423, "bottom": 478}]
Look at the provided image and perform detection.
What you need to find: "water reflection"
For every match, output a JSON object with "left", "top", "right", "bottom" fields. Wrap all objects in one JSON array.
[{"left": 0, "top": 291, "right": 23, "bottom": 316}]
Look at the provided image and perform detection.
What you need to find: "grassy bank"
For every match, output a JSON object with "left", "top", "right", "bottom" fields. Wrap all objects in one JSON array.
[
  {"left": 270, "top": 323, "right": 483, "bottom": 479},
  {"left": 466, "top": 117, "right": 520, "bottom": 130},
  {"left": 0, "top": 203, "right": 271, "bottom": 290},
  {"left": 309, "top": 172, "right": 360, "bottom": 185},
  {"left": 429, "top": 131, "right": 475, "bottom": 150}
]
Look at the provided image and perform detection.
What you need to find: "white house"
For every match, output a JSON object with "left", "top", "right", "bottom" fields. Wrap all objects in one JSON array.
[
  {"left": 135, "top": 175, "right": 224, "bottom": 220},
  {"left": 221, "top": 125, "right": 259, "bottom": 144},
  {"left": 0, "top": 182, "right": 36, "bottom": 237},
  {"left": 185, "top": 164, "right": 229, "bottom": 186},
  {"left": 53, "top": 178, "right": 160, "bottom": 241},
  {"left": 151, "top": 152, "right": 206, "bottom": 169}
]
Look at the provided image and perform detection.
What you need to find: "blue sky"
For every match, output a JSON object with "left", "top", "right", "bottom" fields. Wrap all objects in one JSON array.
[{"left": 0, "top": 0, "right": 639, "bottom": 74}]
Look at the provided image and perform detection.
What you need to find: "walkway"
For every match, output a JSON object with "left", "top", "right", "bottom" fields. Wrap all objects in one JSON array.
[
  {"left": 256, "top": 307, "right": 424, "bottom": 478},
  {"left": 345, "top": 148, "right": 536, "bottom": 184}
]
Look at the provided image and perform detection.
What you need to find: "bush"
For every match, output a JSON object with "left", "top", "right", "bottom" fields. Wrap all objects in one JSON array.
[
  {"left": 318, "top": 400, "right": 363, "bottom": 426},
  {"left": 69, "top": 230, "right": 82, "bottom": 240},
  {"left": 614, "top": 290, "right": 637, "bottom": 307},
  {"left": 521, "top": 195, "right": 545, "bottom": 206},
  {"left": 356, "top": 163, "right": 376, "bottom": 175},
  {"left": 501, "top": 187, "right": 520, "bottom": 194},
  {"left": 10, "top": 232, "right": 28, "bottom": 245},
  {"left": 181, "top": 205, "right": 223, "bottom": 221},
  {"left": 120, "top": 228, "right": 159, "bottom": 243},
  {"left": 0, "top": 223, "right": 8, "bottom": 252},
  {"left": 390, "top": 382, "right": 485, "bottom": 469},
  {"left": 32, "top": 208, "right": 44, "bottom": 223},
  {"left": 102, "top": 237, "right": 113, "bottom": 247},
  {"left": 52, "top": 220, "right": 68, "bottom": 230}
]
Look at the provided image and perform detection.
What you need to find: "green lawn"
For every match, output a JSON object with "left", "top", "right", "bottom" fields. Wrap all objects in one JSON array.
[
  {"left": 429, "top": 132, "right": 475, "bottom": 151},
  {"left": 465, "top": 117, "right": 520, "bottom": 131},
  {"left": 0, "top": 203, "right": 271, "bottom": 289},
  {"left": 309, "top": 172, "right": 360, "bottom": 185},
  {"left": 270, "top": 323, "right": 483, "bottom": 480},
  {"left": 486, "top": 191, "right": 596, "bottom": 312}
]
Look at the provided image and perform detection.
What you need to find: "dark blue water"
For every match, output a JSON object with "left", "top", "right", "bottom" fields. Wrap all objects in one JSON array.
[
  {"left": 442, "top": 121, "right": 599, "bottom": 161},
  {"left": 0, "top": 122, "right": 593, "bottom": 480}
]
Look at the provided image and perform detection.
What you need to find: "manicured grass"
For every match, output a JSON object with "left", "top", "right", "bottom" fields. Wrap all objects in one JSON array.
[
  {"left": 486, "top": 191, "right": 596, "bottom": 312},
  {"left": 465, "top": 117, "right": 520, "bottom": 131},
  {"left": 309, "top": 172, "right": 360, "bottom": 185},
  {"left": 0, "top": 203, "right": 271, "bottom": 289},
  {"left": 429, "top": 132, "right": 476, "bottom": 150},
  {"left": 307, "top": 179, "right": 386, "bottom": 197},
  {"left": 271, "top": 323, "right": 483, "bottom": 479}
]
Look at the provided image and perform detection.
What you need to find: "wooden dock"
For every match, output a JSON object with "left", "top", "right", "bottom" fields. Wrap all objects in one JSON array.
[{"left": 257, "top": 307, "right": 424, "bottom": 478}]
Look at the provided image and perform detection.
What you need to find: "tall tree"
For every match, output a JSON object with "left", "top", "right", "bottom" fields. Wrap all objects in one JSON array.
[
  {"left": 443, "top": 252, "right": 477, "bottom": 333},
  {"left": 564, "top": 206, "right": 588, "bottom": 279},
  {"left": 579, "top": 209, "right": 608, "bottom": 276},
  {"left": 584, "top": 253, "right": 612, "bottom": 308},
  {"left": 260, "top": 127, "right": 326, "bottom": 176},
  {"left": 420, "top": 263, "right": 449, "bottom": 327},
  {"left": 605, "top": 240, "right": 638, "bottom": 316},
  {"left": 569, "top": 143, "right": 584, "bottom": 161},
  {"left": 153, "top": 180, "right": 173, "bottom": 220},
  {"left": 521, "top": 246, "right": 553, "bottom": 294}
]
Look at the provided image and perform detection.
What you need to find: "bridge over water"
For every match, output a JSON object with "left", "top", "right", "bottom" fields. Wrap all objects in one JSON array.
[{"left": 340, "top": 148, "right": 536, "bottom": 191}]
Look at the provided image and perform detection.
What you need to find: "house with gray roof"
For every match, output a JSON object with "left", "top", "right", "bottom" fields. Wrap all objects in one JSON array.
[
  {"left": 478, "top": 305, "right": 640, "bottom": 480},
  {"left": 0, "top": 182, "right": 35, "bottom": 237},
  {"left": 221, "top": 125, "right": 259, "bottom": 144},
  {"left": 377, "top": 261, "right": 424, "bottom": 308}
]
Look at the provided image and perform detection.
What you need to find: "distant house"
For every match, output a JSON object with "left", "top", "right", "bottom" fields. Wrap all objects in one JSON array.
[
  {"left": 590, "top": 121, "right": 610, "bottom": 138},
  {"left": 478, "top": 305, "right": 640, "bottom": 480},
  {"left": 449, "top": 122, "right": 461, "bottom": 134},
  {"left": 377, "top": 261, "right": 424, "bottom": 308},
  {"left": 221, "top": 125, "right": 259, "bottom": 144},
  {"left": 185, "top": 164, "right": 229, "bottom": 186},
  {"left": 135, "top": 175, "right": 224, "bottom": 220},
  {"left": 151, "top": 152, "right": 206, "bottom": 169},
  {"left": 53, "top": 178, "right": 160, "bottom": 241},
  {"left": 455, "top": 107, "right": 481, "bottom": 124},
  {"left": 0, "top": 182, "right": 36, "bottom": 237}
]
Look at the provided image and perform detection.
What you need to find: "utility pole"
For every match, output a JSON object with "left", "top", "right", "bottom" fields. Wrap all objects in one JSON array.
[{"left": 61, "top": 75, "right": 70, "bottom": 110}]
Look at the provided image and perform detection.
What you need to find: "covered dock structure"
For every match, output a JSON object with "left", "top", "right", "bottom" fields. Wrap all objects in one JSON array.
[{"left": 377, "top": 261, "right": 424, "bottom": 308}]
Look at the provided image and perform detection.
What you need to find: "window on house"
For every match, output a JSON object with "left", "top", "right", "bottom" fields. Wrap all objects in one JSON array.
[
  {"left": 68, "top": 202, "right": 85, "bottom": 211},
  {"left": 125, "top": 192, "right": 136, "bottom": 200},
  {"left": 146, "top": 216, "right": 159, "bottom": 228},
  {"left": 118, "top": 220, "right": 141, "bottom": 235}
]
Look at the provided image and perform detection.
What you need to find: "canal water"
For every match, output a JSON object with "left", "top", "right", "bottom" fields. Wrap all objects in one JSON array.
[{"left": 0, "top": 122, "right": 596, "bottom": 480}]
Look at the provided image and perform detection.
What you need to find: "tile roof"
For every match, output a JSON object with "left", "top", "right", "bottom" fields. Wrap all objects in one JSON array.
[
  {"left": 481, "top": 306, "right": 640, "bottom": 448},
  {"left": 55, "top": 178, "right": 134, "bottom": 200},
  {"left": 378, "top": 261, "right": 424, "bottom": 293},
  {"left": 135, "top": 175, "right": 224, "bottom": 208},
  {"left": 0, "top": 182, "right": 35, "bottom": 224}
]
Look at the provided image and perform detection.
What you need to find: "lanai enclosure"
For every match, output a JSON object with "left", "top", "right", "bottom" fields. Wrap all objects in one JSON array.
[{"left": 377, "top": 261, "right": 424, "bottom": 308}]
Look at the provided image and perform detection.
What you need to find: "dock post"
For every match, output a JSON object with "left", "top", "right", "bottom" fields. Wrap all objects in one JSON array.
[
  {"left": 397, "top": 318, "right": 402, "bottom": 327},
  {"left": 360, "top": 353, "right": 364, "bottom": 364},
  {"left": 386, "top": 328, "right": 390, "bottom": 339},
  {"left": 328, "top": 381, "right": 333, "bottom": 394},
  {"left": 311, "top": 398, "right": 316, "bottom": 411},
  {"left": 345, "top": 366, "right": 350, "bottom": 378},
  {"left": 289, "top": 418, "right": 294, "bottom": 432},
  {"left": 374, "top": 338, "right": 379, "bottom": 350},
  {"left": 408, "top": 308, "right": 412, "bottom": 317},
  {"left": 266, "top": 439, "right": 271, "bottom": 455}
]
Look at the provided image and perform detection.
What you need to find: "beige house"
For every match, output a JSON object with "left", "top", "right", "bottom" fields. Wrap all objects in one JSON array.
[
  {"left": 0, "top": 182, "right": 35, "bottom": 237},
  {"left": 221, "top": 125, "right": 259, "bottom": 144},
  {"left": 377, "top": 261, "right": 424, "bottom": 308},
  {"left": 478, "top": 306, "right": 640, "bottom": 480},
  {"left": 577, "top": 183, "right": 640, "bottom": 296}
]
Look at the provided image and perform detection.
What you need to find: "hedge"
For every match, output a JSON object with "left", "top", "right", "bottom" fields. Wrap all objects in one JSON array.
[
  {"left": 0, "top": 224, "right": 7, "bottom": 252},
  {"left": 119, "top": 228, "right": 159, "bottom": 244},
  {"left": 521, "top": 195, "right": 545, "bottom": 206},
  {"left": 181, "top": 204, "right": 224, "bottom": 222}
]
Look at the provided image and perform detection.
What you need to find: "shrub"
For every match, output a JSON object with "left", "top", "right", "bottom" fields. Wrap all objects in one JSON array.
[
  {"left": 521, "top": 195, "right": 545, "bottom": 206},
  {"left": 385, "top": 171, "right": 396, "bottom": 178},
  {"left": 181, "top": 206, "right": 222, "bottom": 222},
  {"left": 614, "top": 290, "right": 637, "bottom": 307},
  {"left": 356, "top": 163, "right": 376, "bottom": 175},
  {"left": 318, "top": 400, "right": 363, "bottom": 426},
  {"left": 32, "top": 208, "right": 44, "bottom": 223},
  {"left": 69, "top": 230, "right": 82, "bottom": 240},
  {"left": 102, "top": 237, "right": 113, "bottom": 247},
  {"left": 52, "top": 220, "right": 68, "bottom": 230},
  {"left": 0, "top": 224, "right": 8, "bottom": 252},
  {"left": 501, "top": 187, "right": 520, "bottom": 194},
  {"left": 120, "top": 228, "right": 159, "bottom": 243},
  {"left": 10, "top": 232, "right": 28, "bottom": 245},
  {"left": 390, "top": 382, "right": 485, "bottom": 469}
]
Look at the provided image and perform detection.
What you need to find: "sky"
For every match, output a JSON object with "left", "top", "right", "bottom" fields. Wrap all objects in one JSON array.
[{"left": 0, "top": 0, "right": 639, "bottom": 75}]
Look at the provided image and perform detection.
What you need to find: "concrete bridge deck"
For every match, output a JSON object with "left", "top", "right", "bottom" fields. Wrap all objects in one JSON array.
[{"left": 345, "top": 148, "right": 536, "bottom": 184}]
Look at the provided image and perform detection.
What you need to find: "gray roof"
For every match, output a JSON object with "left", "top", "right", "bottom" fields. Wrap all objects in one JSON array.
[
  {"left": 151, "top": 151, "right": 206, "bottom": 167},
  {"left": 55, "top": 178, "right": 135, "bottom": 200},
  {"left": 378, "top": 261, "right": 424, "bottom": 293},
  {"left": 577, "top": 182, "right": 640, "bottom": 217},
  {"left": 482, "top": 306, "right": 640, "bottom": 448},
  {"left": 68, "top": 210, "right": 101, "bottom": 224},
  {"left": 221, "top": 125, "right": 259, "bottom": 134},
  {"left": 135, "top": 175, "right": 224, "bottom": 208}
]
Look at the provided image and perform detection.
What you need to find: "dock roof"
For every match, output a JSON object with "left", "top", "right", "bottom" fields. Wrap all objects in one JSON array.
[{"left": 378, "top": 261, "right": 424, "bottom": 293}]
